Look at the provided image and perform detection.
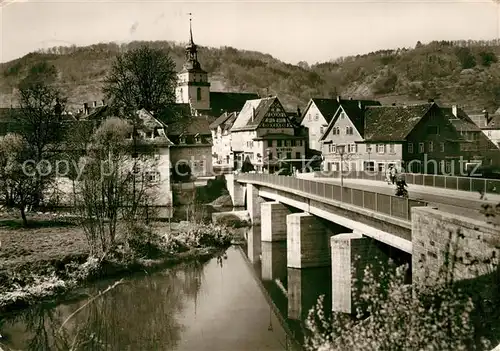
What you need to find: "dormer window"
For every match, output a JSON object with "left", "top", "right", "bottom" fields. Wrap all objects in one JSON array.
[
  {"left": 194, "top": 134, "right": 202, "bottom": 144},
  {"left": 179, "top": 135, "right": 186, "bottom": 144}
]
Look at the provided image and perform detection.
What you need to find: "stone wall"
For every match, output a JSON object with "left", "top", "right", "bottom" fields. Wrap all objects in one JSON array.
[{"left": 412, "top": 207, "right": 500, "bottom": 284}]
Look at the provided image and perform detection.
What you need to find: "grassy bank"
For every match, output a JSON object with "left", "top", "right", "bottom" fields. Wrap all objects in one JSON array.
[{"left": 0, "top": 212, "right": 236, "bottom": 316}]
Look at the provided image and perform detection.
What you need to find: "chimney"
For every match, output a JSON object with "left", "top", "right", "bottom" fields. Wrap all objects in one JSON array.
[
  {"left": 483, "top": 108, "right": 492, "bottom": 125},
  {"left": 93, "top": 101, "right": 97, "bottom": 107},
  {"left": 336, "top": 95, "right": 341, "bottom": 102},
  {"left": 251, "top": 107, "right": 255, "bottom": 122},
  {"left": 452, "top": 105, "right": 458, "bottom": 118},
  {"left": 83, "top": 102, "right": 89, "bottom": 115},
  {"left": 297, "top": 106, "right": 301, "bottom": 118}
]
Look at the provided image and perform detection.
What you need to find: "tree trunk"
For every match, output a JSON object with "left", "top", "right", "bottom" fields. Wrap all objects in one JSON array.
[{"left": 20, "top": 206, "right": 28, "bottom": 227}]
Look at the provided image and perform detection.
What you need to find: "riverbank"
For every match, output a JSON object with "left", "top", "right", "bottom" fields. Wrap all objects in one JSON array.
[{"left": 0, "top": 212, "right": 237, "bottom": 317}]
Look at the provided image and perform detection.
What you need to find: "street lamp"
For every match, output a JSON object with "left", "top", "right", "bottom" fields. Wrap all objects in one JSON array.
[{"left": 337, "top": 145, "right": 346, "bottom": 187}]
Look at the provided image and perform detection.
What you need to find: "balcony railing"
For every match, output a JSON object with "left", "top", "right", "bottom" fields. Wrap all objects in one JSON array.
[
  {"left": 313, "top": 171, "right": 500, "bottom": 195},
  {"left": 236, "top": 173, "right": 427, "bottom": 222}
]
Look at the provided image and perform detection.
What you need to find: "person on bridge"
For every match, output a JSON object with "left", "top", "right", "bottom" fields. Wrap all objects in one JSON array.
[
  {"left": 385, "top": 166, "right": 392, "bottom": 184},
  {"left": 389, "top": 165, "right": 397, "bottom": 184}
]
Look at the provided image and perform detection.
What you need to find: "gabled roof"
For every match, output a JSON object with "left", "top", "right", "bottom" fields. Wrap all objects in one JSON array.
[
  {"left": 319, "top": 100, "right": 382, "bottom": 141},
  {"left": 136, "top": 108, "right": 166, "bottom": 130},
  {"left": 441, "top": 107, "right": 482, "bottom": 133},
  {"left": 302, "top": 97, "right": 381, "bottom": 124},
  {"left": 230, "top": 96, "right": 279, "bottom": 131},
  {"left": 363, "top": 103, "right": 434, "bottom": 142},
  {"left": 209, "top": 111, "right": 239, "bottom": 130},
  {"left": 167, "top": 117, "right": 212, "bottom": 136},
  {"left": 208, "top": 91, "right": 260, "bottom": 117}
]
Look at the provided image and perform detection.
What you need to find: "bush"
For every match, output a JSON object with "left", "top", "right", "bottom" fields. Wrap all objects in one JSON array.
[
  {"left": 305, "top": 261, "right": 487, "bottom": 351},
  {"left": 127, "top": 223, "right": 166, "bottom": 258}
]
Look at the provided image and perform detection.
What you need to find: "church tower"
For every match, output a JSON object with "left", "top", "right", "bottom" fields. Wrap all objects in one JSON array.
[{"left": 175, "top": 16, "right": 211, "bottom": 111}]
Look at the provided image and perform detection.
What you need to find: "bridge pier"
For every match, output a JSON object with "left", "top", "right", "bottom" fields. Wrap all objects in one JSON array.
[
  {"left": 287, "top": 213, "right": 333, "bottom": 269},
  {"left": 261, "top": 201, "right": 291, "bottom": 242},
  {"left": 330, "top": 233, "right": 397, "bottom": 314},
  {"left": 247, "top": 183, "right": 266, "bottom": 226},
  {"left": 225, "top": 174, "right": 246, "bottom": 206}
]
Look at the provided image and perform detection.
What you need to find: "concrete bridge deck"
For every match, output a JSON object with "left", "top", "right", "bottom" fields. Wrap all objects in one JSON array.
[{"left": 302, "top": 175, "right": 500, "bottom": 222}]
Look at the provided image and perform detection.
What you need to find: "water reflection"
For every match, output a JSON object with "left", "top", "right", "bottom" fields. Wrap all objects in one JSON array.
[
  {"left": 287, "top": 267, "right": 331, "bottom": 322},
  {"left": 1, "top": 248, "right": 289, "bottom": 351},
  {"left": 261, "top": 241, "right": 287, "bottom": 284}
]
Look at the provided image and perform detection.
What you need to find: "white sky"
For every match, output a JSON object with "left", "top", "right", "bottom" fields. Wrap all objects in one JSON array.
[{"left": 0, "top": 0, "right": 498, "bottom": 64}]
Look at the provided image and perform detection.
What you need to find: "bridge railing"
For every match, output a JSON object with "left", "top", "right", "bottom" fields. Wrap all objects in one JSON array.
[
  {"left": 236, "top": 173, "right": 427, "bottom": 221},
  {"left": 313, "top": 171, "right": 500, "bottom": 195}
]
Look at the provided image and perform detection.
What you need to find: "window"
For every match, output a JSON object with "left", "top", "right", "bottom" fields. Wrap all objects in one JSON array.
[
  {"left": 291, "top": 140, "right": 297, "bottom": 147},
  {"left": 389, "top": 144, "right": 395, "bottom": 153},
  {"left": 277, "top": 140, "right": 282, "bottom": 147},
  {"left": 428, "top": 141, "right": 433, "bottom": 152},
  {"left": 378, "top": 163, "right": 385, "bottom": 172},
  {"left": 179, "top": 136, "right": 186, "bottom": 144},
  {"left": 419, "top": 142, "right": 424, "bottom": 153},
  {"left": 314, "top": 114, "right": 319, "bottom": 121},
  {"left": 286, "top": 152, "right": 292, "bottom": 160},
  {"left": 267, "top": 140, "right": 273, "bottom": 148},
  {"left": 488, "top": 130, "right": 492, "bottom": 137},
  {"left": 408, "top": 143, "right": 413, "bottom": 153},
  {"left": 440, "top": 142, "right": 445, "bottom": 152},
  {"left": 445, "top": 161, "right": 451, "bottom": 173},
  {"left": 146, "top": 171, "right": 160, "bottom": 183},
  {"left": 195, "top": 135, "right": 202, "bottom": 144},
  {"left": 349, "top": 144, "right": 357, "bottom": 153},
  {"left": 332, "top": 127, "right": 337, "bottom": 135},
  {"left": 340, "top": 112, "right": 346, "bottom": 119},
  {"left": 296, "top": 152, "right": 301, "bottom": 159},
  {"left": 308, "top": 114, "right": 312, "bottom": 121},
  {"left": 377, "top": 144, "right": 385, "bottom": 154},
  {"left": 366, "top": 144, "right": 372, "bottom": 153},
  {"left": 320, "top": 127, "right": 324, "bottom": 135},
  {"left": 197, "top": 87, "right": 202, "bottom": 101},
  {"left": 332, "top": 144, "right": 337, "bottom": 153}
]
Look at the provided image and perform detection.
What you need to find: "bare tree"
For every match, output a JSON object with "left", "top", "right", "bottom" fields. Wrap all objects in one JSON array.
[
  {"left": 0, "top": 134, "right": 38, "bottom": 226},
  {"left": 14, "top": 61, "right": 67, "bottom": 208},
  {"left": 102, "top": 45, "right": 179, "bottom": 122},
  {"left": 73, "top": 118, "right": 158, "bottom": 256}
]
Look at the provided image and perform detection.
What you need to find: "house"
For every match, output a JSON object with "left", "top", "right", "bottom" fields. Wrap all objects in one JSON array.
[
  {"left": 230, "top": 96, "right": 306, "bottom": 173},
  {"left": 300, "top": 96, "right": 381, "bottom": 152},
  {"left": 167, "top": 116, "right": 213, "bottom": 178},
  {"left": 210, "top": 111, "right": 238, "bottom": 171},
  {"left": 175, "top": 18, "right": 259, "bottom": 117},
  {"left": 320, "top": 102, "right": 500, "bottom": 175},
  {"left": 469, "top": 109, "right": 500, "bottom": 149}
]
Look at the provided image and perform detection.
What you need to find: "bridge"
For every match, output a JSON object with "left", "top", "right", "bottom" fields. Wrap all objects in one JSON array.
[{"left": 224, "top": 172, "right": 499, "bottom": 314}]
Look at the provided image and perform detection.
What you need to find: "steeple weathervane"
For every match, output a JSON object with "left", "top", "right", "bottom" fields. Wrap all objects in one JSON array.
[
  {"left": 183, "top": 12, "right": 200, "bottom": 70},
  {"left": 188, "top": 12, "right": 194, "bottom": 46}
]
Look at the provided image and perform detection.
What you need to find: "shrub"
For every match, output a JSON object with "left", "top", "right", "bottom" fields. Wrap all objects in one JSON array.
[{"left": 305, "top": 261, "right": 488, "bottom": 351}]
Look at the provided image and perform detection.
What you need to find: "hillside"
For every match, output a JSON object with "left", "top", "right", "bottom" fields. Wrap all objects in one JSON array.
[{"left": 2, "top": 39, "right": 500, "bottom": 112}]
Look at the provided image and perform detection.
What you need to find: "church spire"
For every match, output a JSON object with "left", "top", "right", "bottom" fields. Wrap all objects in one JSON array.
[
  {"left": 183, "top": 13, "right": 201, "bottom": 70},
  {"left": 189, "top": 13, "right": 194, "bottom": 46}
]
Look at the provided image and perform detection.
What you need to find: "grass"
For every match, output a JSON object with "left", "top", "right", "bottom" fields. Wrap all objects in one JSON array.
[{"left": 0, "top": 211, "right": 234, "bottom": 316}]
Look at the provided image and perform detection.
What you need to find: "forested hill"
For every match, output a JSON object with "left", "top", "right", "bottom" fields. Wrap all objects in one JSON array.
[{"left": 2, "top": 39, "right": 500, "bottom": 112}]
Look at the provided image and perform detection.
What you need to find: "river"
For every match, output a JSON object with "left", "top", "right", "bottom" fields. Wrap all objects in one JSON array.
[{"left": 0, "top": 226, "right": 331, "bottom": 351}]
